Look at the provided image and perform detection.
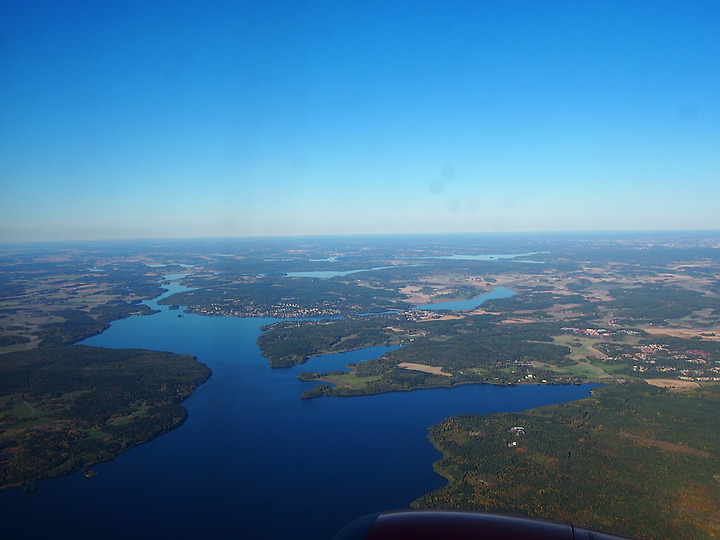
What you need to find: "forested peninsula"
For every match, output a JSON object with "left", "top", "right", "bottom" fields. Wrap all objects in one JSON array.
[
  {"left": 0, "top": 346, "right": 211, "bottom": 488},
  {"left": 413, "top": 382, "right": 720, "bottom": 539}
]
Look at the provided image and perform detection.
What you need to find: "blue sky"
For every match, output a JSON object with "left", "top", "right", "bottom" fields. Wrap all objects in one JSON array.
[{"left": 1, "top": 1, "right": 719, "bottom": 242}]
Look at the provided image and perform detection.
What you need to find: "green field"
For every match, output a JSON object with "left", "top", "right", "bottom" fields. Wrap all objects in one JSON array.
[
  {"left": 551, "top": 335, "right": 607, "bottom": 361},
  {"left": 322, "top": 372, "right": 384, "bottom": 389},
  {"left": 554, "top": 360, "right": 613, "bottom": 380}
]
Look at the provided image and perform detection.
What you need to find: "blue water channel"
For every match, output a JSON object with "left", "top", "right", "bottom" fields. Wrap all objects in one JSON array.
[
  {"left": 0, "top": 279, "right": 597, "bottom": 540},
  {"left": 413, "top": 286, "right": 517, "bottom": 311}
]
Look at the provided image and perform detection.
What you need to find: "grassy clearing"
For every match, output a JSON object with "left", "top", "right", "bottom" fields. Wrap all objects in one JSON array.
[
  {"left": 0, "top": 396, "right": 68, "bottom": 431},
  {"left": 337, "top": 334, "right": 359, "bottom": 344},
  {"left": 553, "top": 360, "right": 613, "bottom": 379},
  {"left": 12, "top": 419, "right": 52, "bottom": 430},
  {"left": 25, "top": 315, "right": 66, "bottom": 325},
  {"left": 61, "top": 390, "right": 90, "bottom": 401},
  {"left": 0, "top": 343, "right": 34, "bottom": 354},
  {"left": 324, "top": 373, "right": 383, "bottom": 389},
  {"left": 9, "top": 401, "right": 35, "bottom": 418},
  {"left": 598, "top": 362, "right": 632, "bottom": 375},
  {"left": 553, "top": 335, "right": 606, "bottom": 361},
  {"left": 671, "top": 308, "right": 718, "bottom": 328},
  {"left": 109, "top": 404, "right": 148, "bottom": 426}
]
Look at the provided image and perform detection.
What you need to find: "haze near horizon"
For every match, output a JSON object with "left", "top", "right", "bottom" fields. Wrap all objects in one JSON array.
[{"left": 1, "top": 1, "right": 719, "bottom": 242}]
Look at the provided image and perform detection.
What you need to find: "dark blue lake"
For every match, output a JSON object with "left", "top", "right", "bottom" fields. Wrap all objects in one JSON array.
[{"left": 0, "top": 282, "right": 597, "bottom": 539}]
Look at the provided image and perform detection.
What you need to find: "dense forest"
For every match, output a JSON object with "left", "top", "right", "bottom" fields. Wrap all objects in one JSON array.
[
  {"left": 0, "top": 346, "right": 210, "bottom": 487},
  {"left": 414, "top": 383, "right": 720, "bottom": 539}
]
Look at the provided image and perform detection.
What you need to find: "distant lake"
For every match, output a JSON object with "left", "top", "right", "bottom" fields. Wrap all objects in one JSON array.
[
  {"left": 285, "top": 265, "right": 398, "bottom": 278},
  {"left": 422, "top": 252, "right": 548, "bottom": 262},
  {"left": 285, "top": 264, "right": 424, "bottom": 278},
  {"left": 284, "top": 251, "right": 547, "bottom": 278},
  {"left": 0, "top": 278, "right": 596, "bottom": 540},
  {"left": 413, "top": 286, "right": 517, "bottom": 311}
]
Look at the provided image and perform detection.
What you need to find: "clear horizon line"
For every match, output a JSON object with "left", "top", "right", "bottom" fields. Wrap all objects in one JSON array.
[{"left": 3, "top": 228, "right": 720, "bottom": 246}]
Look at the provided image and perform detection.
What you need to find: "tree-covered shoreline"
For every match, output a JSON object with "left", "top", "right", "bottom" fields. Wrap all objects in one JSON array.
[
  {"left": 0, "top": 346, "right": 211, "bottom": 488},
  {"left": 413, "top": 383, "right": 720, "bottom": 539}
]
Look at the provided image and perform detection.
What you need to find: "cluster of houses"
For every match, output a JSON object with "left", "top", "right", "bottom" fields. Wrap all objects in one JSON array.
[
  {"left": 507, "top": 426, "right": 526, "bottom": 447},
  {"left": 561, "top": 327, "right": 612, "bottom": 337},
  {"left": 189, "top": 302, "right": 342, "bottom": 318}
]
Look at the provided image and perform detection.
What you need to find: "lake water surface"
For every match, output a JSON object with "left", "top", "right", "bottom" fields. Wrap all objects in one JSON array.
[
  {"left": 413, "top": 286, "right": 517, "bottom": 311},
  {"left": 0, "top": 280, "right": 597, "bottom": 540}
]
